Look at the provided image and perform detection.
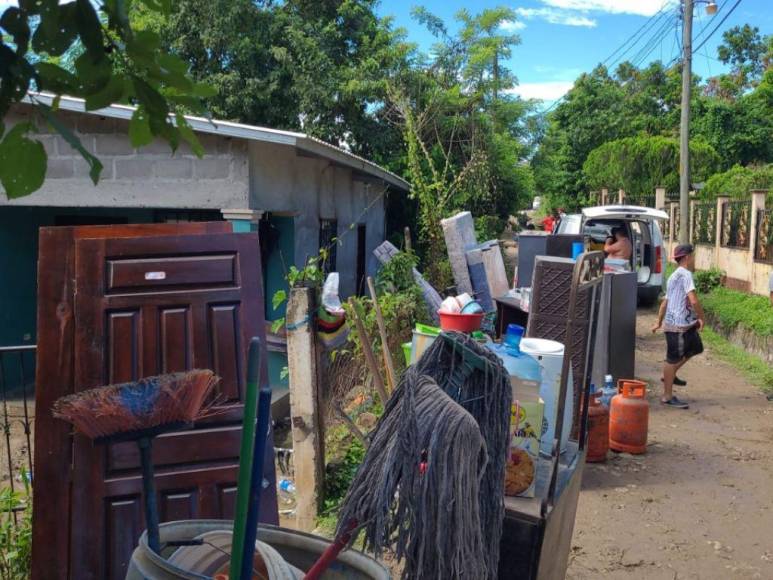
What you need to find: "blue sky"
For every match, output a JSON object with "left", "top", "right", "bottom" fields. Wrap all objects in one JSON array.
[{"left": 378, "top": 0, "right": 772, "bottom": 106}]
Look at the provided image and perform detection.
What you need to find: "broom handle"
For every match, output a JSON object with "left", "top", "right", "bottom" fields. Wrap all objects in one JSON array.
[
  {"left": 239, "top": 377, "right": 273, "bottom": 580},
  {"left": 303, "top": 519, "right": 358, "bottom": 580},
  {"left": 138, "top": 436, "right": 160, "bottom": 554},
  {"left": 230, "top": 337, "right": 262, "bottom": 580}
]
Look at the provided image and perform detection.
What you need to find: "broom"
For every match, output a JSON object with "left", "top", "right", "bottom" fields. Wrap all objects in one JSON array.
[{"left": 53, "top": 369, "right": 219, "bottom": 554}]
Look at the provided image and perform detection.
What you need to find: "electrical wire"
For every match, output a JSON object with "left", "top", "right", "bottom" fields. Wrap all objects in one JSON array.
[
  {"left": 601, "top": 0, "right": 672, "bottom": 68},
  {"left": 631, "top": 12, "right": 680, "bottom": 68},
  {"left": 693, "top": 0, "right": 743, "bottom": 55}
]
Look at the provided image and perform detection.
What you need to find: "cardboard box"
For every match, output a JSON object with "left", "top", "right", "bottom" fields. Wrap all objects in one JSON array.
[{"left": 504, "top": 398, "right": 544, "bottom": 498}]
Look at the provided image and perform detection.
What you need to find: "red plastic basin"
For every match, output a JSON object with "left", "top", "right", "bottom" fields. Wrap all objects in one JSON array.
[{"left": 438, "top": 311, "right": 484, "bottom": 333}]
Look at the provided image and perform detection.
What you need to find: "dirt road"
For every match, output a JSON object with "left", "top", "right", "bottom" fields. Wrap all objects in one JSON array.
[{"left": 568, "top": 309, "right": 773, "bottom": 580}]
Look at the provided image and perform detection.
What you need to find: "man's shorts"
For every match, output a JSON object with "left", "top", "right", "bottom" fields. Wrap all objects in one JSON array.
[{"left": 665, "top": 327, "right": 704, "bottom": 364}]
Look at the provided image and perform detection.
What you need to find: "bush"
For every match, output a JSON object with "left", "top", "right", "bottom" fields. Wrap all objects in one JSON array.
[
  {"left": 702, "top": 286, "right": 773, "bottom": 337},
  {"left": 702, "top": 163, "right": 773, "bottom": 200},
  {"left": 694, "top": 267, "right": 723, "bottom": 294},
  {"left": 474, "top": 215, "right": 504, "bottom": 242},
  {"left": 0, "top": 485, "right": 31, "bottom": 580}
]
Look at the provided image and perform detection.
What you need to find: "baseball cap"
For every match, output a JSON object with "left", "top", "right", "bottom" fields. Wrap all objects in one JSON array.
[{"left": 673, "top": 244, "right": 694, "bottom": 260}]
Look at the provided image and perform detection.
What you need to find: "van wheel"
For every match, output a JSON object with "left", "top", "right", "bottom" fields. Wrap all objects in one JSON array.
[{"left": 637, "top": 286, "right": 661, "bottom": 307}]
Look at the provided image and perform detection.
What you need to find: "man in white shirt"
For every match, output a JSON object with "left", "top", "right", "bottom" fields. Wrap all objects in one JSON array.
[{"left": 652, "top": 244, "right": 705, "bottom": 409}]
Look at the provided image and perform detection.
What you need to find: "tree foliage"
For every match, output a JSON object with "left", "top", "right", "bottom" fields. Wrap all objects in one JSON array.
[
  {"left": 0, "top": 0, "right": 213, "bottom": 200},
  {"left": 583, "top": 135, "right": 719, "bottom": 195},
  {"left": 702, "top": 163, "right": 773, "bottom": 199}
]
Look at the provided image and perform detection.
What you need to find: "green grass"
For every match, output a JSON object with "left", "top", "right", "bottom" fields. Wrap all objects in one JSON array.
[
  {"left": 701, "top": 287, "right": 773, "bottom": 337},
  {"left": 702, "top": 328, "right": 773, "bottom": 394}
]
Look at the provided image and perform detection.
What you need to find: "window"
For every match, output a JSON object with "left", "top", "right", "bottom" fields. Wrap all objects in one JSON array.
[
  {"left": 319, "top": 219, "right": 337, "bottom": 275},
  {"left": 153, "top": 209, "right": 223, "bottom": 223}
]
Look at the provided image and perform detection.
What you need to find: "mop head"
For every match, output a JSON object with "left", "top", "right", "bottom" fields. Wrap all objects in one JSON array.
[
  {"left": 52, "top": 370, "right": 219, "bottom": 440},
  {"left": 336, "top": 369, "right": 488, "bottom": 579}
]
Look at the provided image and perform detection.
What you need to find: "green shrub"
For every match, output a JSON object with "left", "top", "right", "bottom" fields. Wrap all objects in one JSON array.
[
  {"left": 474, "top": 215, "right": 504, "bottom": 242},
  {"left": 702, "top": 286, "right": 773, "bottom": 337},
  {"left": 694, "top": 267, "right": 723, "bottom": 294},
  {"left": 0, "top": 485, "right": 31, "bottom": 580},
  {"left": 702, "top": 163, "right": 773, "bottom": 200}
]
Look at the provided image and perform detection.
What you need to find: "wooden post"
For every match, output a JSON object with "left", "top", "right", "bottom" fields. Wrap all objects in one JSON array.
[
  {"left": 286, "top": 287, "right": 324, "bottom": 531},
  {"left": 367, "top": 276, "right": 397, "bottom": 393},
  {"left": 655, "top": 187, "right": 666, "bottom": 210},
  {"left": 404, "top": 227, "right": 412, "bottom": 253},
  {"left": 348, "top": 297, "right": 389, "bottom": 407}
]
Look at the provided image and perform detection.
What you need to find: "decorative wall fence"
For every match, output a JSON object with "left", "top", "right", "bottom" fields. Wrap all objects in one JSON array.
[{"left": 590, "top": 187, "right": 771, "bottom": 296}]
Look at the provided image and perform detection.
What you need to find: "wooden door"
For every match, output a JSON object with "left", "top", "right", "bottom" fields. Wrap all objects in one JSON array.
[{"left": 32, "top": 224, "right": 278, "bottom": 580}]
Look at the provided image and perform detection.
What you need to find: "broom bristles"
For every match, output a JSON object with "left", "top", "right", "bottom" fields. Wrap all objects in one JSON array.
[{"left": 52, "top": 370, "right": 220, "bottom": 440}]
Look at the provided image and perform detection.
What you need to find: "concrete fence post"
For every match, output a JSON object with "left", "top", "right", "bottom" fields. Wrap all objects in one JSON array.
[
  {"left": 749, "top": 190, "right": 768, "bottom": 294},
  {"left": 689, "top": 198, "right": 696, "bottom": 245},
  {"left": 601, "top": 188, "right": 608, "bottom": 205},
  {"left": 286, "top": 286, "right": 324, "bottom": 531},
  {"left": 655, "top": 187, "right": 666, "bottom": 209},
  {"left": 715, "top": 195, "right": 729, "bottom": 266},
  {"left": 618, "top": 189, "right": 625, "bottom": 204}
]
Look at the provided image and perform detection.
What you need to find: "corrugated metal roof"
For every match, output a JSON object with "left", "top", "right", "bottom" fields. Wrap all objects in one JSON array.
[{"left": 24, "top": 92, "right": 410, "bottom": 191}]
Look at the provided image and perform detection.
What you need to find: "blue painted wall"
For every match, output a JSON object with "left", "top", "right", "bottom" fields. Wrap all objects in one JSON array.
[{"left": 263, "top": 215, "right": 294, "bottom": 389}]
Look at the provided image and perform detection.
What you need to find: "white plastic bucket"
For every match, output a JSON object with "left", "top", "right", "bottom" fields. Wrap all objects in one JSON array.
[{"left": 520, "top": 338, "right": 574, "bottom": 456}]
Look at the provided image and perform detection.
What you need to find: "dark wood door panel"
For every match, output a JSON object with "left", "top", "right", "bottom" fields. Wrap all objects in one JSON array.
[
  {"left": 68, "top": 229, "right": 275, "bottom": 580},
  {"left": 32, "top": 222, "right": 233, "bottom": 580}
]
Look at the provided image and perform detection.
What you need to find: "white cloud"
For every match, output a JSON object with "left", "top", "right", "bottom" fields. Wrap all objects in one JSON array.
[
  {"left": 506, "top": 81, "right": 575, "bottom": 101},
  {"left": 540, "top": 0, "right": 678, "bottom": 17},
  {"left": 515, "top": 7, "right": 597, "bottom": 27},
  {"left": 500, "top": 19, "right": 526, "bottom": 31}
]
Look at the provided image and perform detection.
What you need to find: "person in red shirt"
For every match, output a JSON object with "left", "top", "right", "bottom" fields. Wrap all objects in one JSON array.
[{"left": 541, "top": 210, "right": 559, "bottom": 233}]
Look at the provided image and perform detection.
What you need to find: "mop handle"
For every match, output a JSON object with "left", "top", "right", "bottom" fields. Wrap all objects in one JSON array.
[
  {"left": 303, "top": 519, "right": 358, "bottom": 580},
  {"left": 239, "top": 376, "right": 273, "bottom": 580},
  {"left": 229, "top": 337, "right": 262, "bottom": 580}
]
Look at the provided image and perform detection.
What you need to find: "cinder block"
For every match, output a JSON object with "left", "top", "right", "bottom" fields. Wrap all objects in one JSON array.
[
  {"left": 138, "top": 138, "right": 176, "bottom": 155},
  {"left": 155, "top": 158, "right": 193, "bottom": 179},
  {"left": 77, "top": 115, "right": 116, "bottom": 134},
  {"left": 95, "top": 134, "right": 134, "bottom": 156},
  {"left": 37, "top": 135, "right": 56, "bottom": 157},
  {"left": 115, "top": 158, "right": 155, "bottom": 180},
  {"left": 57, "top": 134, "right": 96, "bottom": 156},
  {"left": 46, "top": 158, "right": 74, "bottom": 179},
  {"left": 75, "top": 157, "right": 113, "bottom": 180},
  {"left": 194, "top": 158, "right": 230, "bottom": 179}
]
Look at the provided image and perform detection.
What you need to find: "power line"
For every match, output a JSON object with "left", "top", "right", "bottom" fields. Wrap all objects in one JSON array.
[
  {"left": 601, "top": 1, "right": 672, "bottom": 69},
  {"left": 631, "top": 12, "right": 679, "bottom": 68},
  {"left": 693, "top": 0, "right": 743, "bottom": 54}
]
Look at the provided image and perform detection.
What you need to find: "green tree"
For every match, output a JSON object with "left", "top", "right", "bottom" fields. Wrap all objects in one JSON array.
[
  {"left": 138, "top": 0, "right": 411, "bottom": 162},
  {"left": 0, "top": 0, "right": 212, "bottom": 200},
  {"left": 583, "top": 135, "right": 720, "bottom": 194},
  {"left": 706, "top": 24, "right": 770, "bottom": 98}
]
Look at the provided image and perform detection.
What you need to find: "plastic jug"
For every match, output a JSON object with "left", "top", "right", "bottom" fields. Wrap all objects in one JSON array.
[
  {"left": 520, "top": 337, "right": 574, "bottom": 456},
  {"left": 609, "top": 379, "right": 649, "bottom": 454},
  {"left": 487, "top": 325, "right": 543, "bottom": 400},
  {"left": 600, "top": 374, "right": 617, "bottom": 408}
]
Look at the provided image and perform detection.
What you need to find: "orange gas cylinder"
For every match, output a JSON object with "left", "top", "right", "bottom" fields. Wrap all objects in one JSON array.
[
  {"left": 586, "top": 391, "right": 609, "bottom": 462},
  {"left": 609, "top": 379, "right": 649, "bottom": 454}
]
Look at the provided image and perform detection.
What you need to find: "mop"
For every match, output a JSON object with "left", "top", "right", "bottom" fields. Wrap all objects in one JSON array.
[{"left": 309, "top": 332, "right": 511, "bottom": 580}]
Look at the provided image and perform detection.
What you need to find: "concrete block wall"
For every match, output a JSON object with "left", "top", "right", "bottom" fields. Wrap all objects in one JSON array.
[
  {"left": 249, "top": 140, "right": 386, "bottom": 297},
  {"left": 1, "top": 104, "right": 250, "bottom": 209}
]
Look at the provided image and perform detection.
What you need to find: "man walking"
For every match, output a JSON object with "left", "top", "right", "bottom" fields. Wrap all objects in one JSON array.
[{"left": 652, "top": 244, "right": 705, "bottom": 409}]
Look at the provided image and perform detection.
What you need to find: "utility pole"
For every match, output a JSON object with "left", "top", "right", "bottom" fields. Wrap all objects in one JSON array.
[{"left": 679, "top": 0, "right": 693, "bottom": 244}]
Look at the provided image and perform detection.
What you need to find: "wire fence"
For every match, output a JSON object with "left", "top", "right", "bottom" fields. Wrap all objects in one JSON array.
[
  {"left": 0, "top": 345, "right": 35, "bottom": 521},
  {"left": 626, "top": 193, "right": 656, "bottom": 208}
]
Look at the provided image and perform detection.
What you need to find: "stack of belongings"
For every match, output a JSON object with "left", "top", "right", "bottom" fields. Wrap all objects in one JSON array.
[{"left": 441, "top": 212, "right": 510, "bottom": 312}]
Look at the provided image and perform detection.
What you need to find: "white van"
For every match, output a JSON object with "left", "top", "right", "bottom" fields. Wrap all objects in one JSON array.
[{"left": 556, "top": 205, "right": 668, "bottom": 305}]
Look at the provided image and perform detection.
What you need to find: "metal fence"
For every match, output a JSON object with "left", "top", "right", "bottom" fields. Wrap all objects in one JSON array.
[
  {"left": 755, "top": 208, "right": 773, "bottom": 263},
  {"left": 627, "top": 193, "right": 656, "bottom": 208},
  {"left": 691, "top": 202, "right": 717, "bottom": 246},
  {"left": 660, "top": 207, "right": 670, "bottom": 241},
  {"left": 0, "top": 345, "right": 35, "bottom": 514},
  {"left": 720, "top": 200, "right": 752, "bottom": 249},
  {"left": 673, "top": 206, "right": 681, "bottom": 243}
]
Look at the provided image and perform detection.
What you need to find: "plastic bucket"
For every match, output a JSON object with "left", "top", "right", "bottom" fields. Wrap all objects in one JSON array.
[
  {"left": 126, "top": 520, "right": 390, "bottom": 580},
  {"left": 402, "top": 342, "right": 412, "bottom": 366},
  {"left": 520, "top": 338, "right": 574, "bottom": 456},
  {"left": 410, "top": 324, "right": 440, "bottom": 363}
]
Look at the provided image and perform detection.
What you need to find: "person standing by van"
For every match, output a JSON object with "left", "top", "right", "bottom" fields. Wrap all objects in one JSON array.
[{"left": 651, "top": 244, "right": 705, "bottom": 409}]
